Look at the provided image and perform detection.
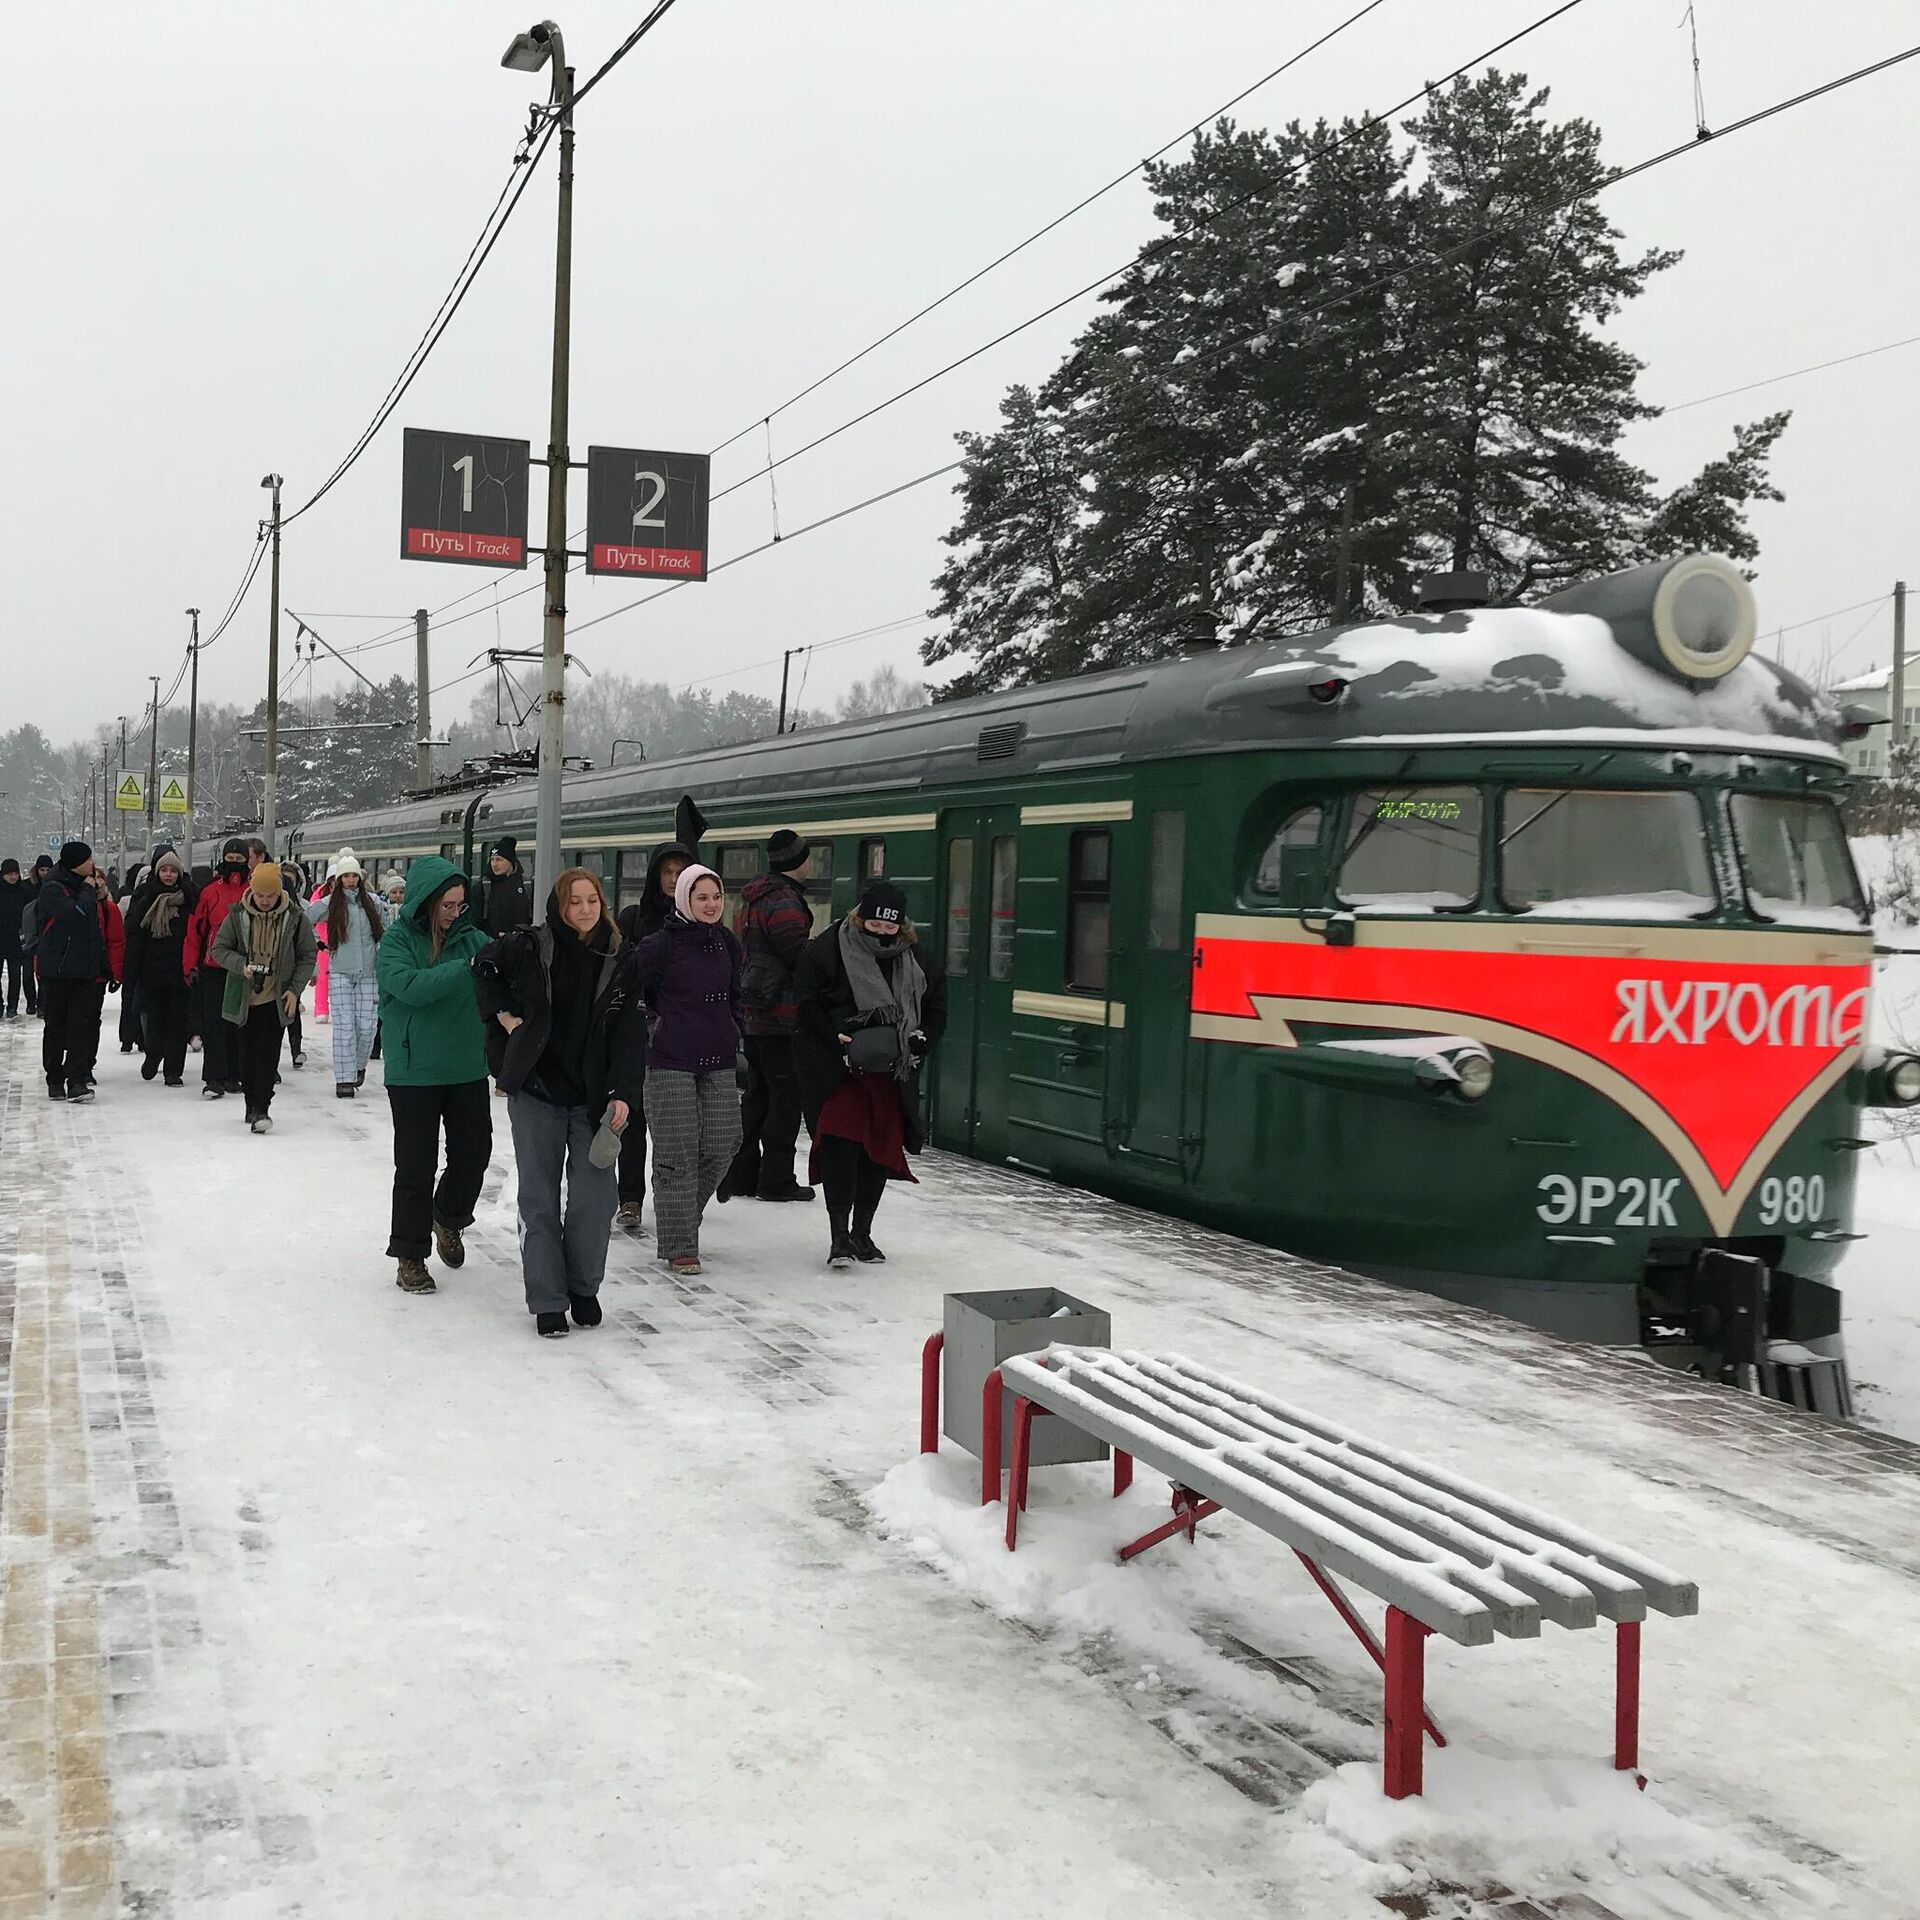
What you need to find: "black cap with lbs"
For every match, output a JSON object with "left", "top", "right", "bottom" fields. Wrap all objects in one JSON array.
[
  {"left": 767, "top": 829, "right": 811, "bottom": 873},
  {"left": 855, "top": 879, "right": 908, "bottom": 927}
]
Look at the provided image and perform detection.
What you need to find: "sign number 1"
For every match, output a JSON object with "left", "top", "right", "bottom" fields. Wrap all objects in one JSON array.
[
  {"left": 451, "top": 454, "right": 475, "bottom": 513},
  {"left": 632, "top": 469, "right": 667, "bottom": 532}
]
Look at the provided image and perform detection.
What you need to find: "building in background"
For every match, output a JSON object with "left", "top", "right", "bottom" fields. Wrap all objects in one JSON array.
[{"left": 1830, "top": 665, "right": 1915, "bottom": 777}]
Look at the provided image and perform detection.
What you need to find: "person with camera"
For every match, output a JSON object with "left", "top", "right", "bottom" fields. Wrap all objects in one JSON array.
[
  {"left": 793, "top": 880, "right": 947, "bottom": 1270},
  {"left": 209, "top": 860, "right": 317, "bottom": 1135}
]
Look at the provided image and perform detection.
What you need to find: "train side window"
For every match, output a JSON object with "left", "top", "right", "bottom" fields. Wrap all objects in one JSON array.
[
  {"left": 1501, "top": 789, "right": 1715, "bottom": 916},
  {"left": 719, "top": 844, "right": 758, "bottom": 885},
  {"left": 1147, "top": 811, "right": 1185, "bottom": 949},
  {"left": 1252, "top": 805, "right": 1326, "bottom": 906},
  {"left": 803, "top": 841, "right": 835, "bottom": 932},
  {"left": 989, "top": 836, "right": 1017, "bottom": 983},
  {"left": 1339, "top": 788, "right": 1482, "bottom": 910},
  {"left": 858, "top": 838, "right": 886, "bottom": 880},
  {"left": 1066, "top": 829, "right": 1112, "bottom": 992},
  {"left": 945, "top": 839, "right": 974, "bottom": 977}
]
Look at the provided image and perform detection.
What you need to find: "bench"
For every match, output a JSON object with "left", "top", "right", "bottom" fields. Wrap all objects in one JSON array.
[{"left": 923, "top": 1341, "right": 1697, "bottom": 1798}]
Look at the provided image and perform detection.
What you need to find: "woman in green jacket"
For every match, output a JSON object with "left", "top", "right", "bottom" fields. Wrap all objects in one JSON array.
[{"left": 376, "top": 858, "right": 493, "bottom": 1296}]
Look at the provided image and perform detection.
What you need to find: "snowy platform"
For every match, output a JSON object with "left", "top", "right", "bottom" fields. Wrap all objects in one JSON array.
[{"left": 2, "top": 1019, "right": 1917, "bottom": 1918}]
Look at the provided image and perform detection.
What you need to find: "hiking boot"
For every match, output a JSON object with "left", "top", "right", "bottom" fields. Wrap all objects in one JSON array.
[
  {"left": 432, "top": 1221, "right": 466, "bottom": 1269},
  {"left": 757, "top": 1183, "right": 816, "bottom": 1203},
  {"left": 569, "top": 1292, "right": 603, "bottom": 1328},
  {"left": 396, "top": 1259, "right": 435, "bottom": 1294},
  {"left": 536, "top": 1311, "right": 569, "bottom": 1338},
  {"left": 851, "top": 1233, "right": 886, "bottom": 1264},
  {"left": 828, "top": 1234, "right": 859, "bottom": 1271},
  {"left": 616, "top": 1201, "right": 644, "bottom": 1229}
]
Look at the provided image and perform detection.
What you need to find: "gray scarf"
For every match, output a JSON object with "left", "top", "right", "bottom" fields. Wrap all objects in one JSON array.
[{"left": 837, "top": 916, "right": 925, "bottom": 1081}]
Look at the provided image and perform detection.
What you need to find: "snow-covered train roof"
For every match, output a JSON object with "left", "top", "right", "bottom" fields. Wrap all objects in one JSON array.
[{"left": 296, "top": 591, "right": 1842, "bottom": 850}]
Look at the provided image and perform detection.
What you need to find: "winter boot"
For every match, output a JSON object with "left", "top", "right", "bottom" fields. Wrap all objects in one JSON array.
[
  {"left": 757, "top": 1182, "right": 816, "bottom": 1203},
  {"left": 251, "top": 1115, "right": 274, "bottom": 1136},
  {"left": 616, "top": 1201, "right": 644, "bottom": 1228},
  {"left": 46, "top": 1081, "right": 67, "bottom": 1101},
  {"left": 827, "top": 1234, "right": 859, "bottom": 1271},
  {"left": 536, "top": 1312, "right": 569, "bottom": 1338},
  {"left": 335, "top": 1083, "right": 355, "bottom": 1099},
  {"left": 851, "top": 1233, "right": 886, "bottom": 1264},
  {"left": 432, "top": 1221, "right": 466, "bottom": 1269},
  {"left": 164, "top": 1076, "right": 184, "bottom": 1088},
  {"left": 396, "top": 1259, "right": 435, "bottom": 1295},
  {"left": 568, "top": 1292, "right": 603, "bottom": 1328},
  {"left": 65, "top": 1084, "right": 95, "bottom": 1105},
  {"left": 667, "top": 1255, "right": 702, "bottom": 1277},
  {"left": 201, "top": 1084, "right": 224, "bottom": 1100},
  {"left": 140, "top": 1058, "right": 160, "bottom": 1082}
]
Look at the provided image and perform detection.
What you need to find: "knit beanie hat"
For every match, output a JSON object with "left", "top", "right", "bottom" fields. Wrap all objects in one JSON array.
[
  {"left": 767, "top": 829, "right": 811, "bottom": 874},
  {"left": 58, "top": 840, "right": 92, "bottom": 873},
  {"left": 154, "top": 850, "right": 183, "bottom": 878},
  {"left": 31, "top": 855, "right": 52, "bottom": 874},
  {"left": 381, "top": 871, "right": 404, "bottom": 893},
  {"left": 220, "top": 837, "right": 248, "bottom": 862},
  {"left": 333, "top": 854, "right": 362, "bottom": 879},
  {"left": 489, "top": 836, "right": 519, "bottom": 865},
  {"left": 856, "top": 880, "right": 908, "bottom": 927},
  {"left": 0, "top": 859, "right": 17, "bottom": 877},
  {"left": 250, "top": 862, "right": 284, "bottom": 897},
  {"left": 673, "top": 863, "right": 721, "bottom": 919}
]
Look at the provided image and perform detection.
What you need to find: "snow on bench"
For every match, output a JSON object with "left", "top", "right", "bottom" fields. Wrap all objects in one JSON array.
[{"left": 987, "top": 1347, "right": 1698, "bottom": 1798}]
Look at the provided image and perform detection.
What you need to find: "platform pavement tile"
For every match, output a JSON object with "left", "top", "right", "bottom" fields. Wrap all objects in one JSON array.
[
  {"left": 0, "top": 1835, "right": 46, "bottom": 1900},
  {"left": 56, "top": 1832, "right": 113, "bottom": 1890}
]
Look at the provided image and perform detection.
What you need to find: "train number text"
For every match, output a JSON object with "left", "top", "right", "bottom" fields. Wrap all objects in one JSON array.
[
  {"left": 1756, "top": 1175, "right": 1825, "bottom": 1226},
  {"left": 1536, "top": 1174, "right": 1678, "bottom": 1228}
]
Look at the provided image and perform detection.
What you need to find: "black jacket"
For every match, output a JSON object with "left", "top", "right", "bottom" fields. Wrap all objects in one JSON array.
[
  {"left": 0, "top": 880, "right": 27, "bottom": 958},
  {"left": 478, "top": 866, "right": 533, "bottom": 938},
  {"left": 615, "top": 841, "right": 692, "bottom": 949},
  {"left": 30, "top": 868, "right": 108, "bottom": 981},
  {"left": 793, "top": 920, "right": 948, "bottom": 1155},
  {"left": 122, "top": 875, "right": 200, "bottom": 988},
  {"left": 471, "top": 911, "right": 647, "bottom": 1111}
]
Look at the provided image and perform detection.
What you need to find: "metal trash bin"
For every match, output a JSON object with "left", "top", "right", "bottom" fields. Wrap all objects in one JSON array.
[{"left": 943, "top": 1287, "right": 1110, "bottom": 1467}]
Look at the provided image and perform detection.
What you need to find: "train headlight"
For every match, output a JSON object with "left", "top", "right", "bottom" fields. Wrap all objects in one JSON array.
[
  {"left": 1890, "top": 1056, "right": 1920, "bottom": 1104},
  {"left": 1537, "top": 552, "right": 1757, "bottom": 685},
  {"left": 1455, "top": 1052, "right": 1495, "bottom": 1102},
  {"left": 1414, "top": 1044, "right": 1494, "bottom": 1102}
]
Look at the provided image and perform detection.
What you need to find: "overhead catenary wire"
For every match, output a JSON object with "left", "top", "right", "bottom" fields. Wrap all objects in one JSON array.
[
  {"left": 1654, "top": 333, "right": 1920, "bottom": 417},
  {"left": 707, "top": 0, "right": 1395, "bottom": 460},
  {"left": 570, "top": 0, "right": 688, "bottom": 108}
]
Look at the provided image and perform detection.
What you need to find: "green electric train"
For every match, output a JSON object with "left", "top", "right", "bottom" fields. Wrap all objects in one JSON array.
[{"left": 258, "top": 554, "right": 1914, "bottom": 1414}]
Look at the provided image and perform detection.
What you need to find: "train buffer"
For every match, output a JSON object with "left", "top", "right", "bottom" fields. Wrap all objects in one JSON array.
[{"left": 947, "top": 1345, "right": 1700, "bottom": 1800}]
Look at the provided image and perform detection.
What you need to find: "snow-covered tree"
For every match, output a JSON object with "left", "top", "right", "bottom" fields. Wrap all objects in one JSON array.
[{"left": 838, "top": 664, "right": 930, "bottom": 720}]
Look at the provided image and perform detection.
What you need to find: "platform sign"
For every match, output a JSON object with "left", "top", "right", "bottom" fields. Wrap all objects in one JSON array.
[
  {"left": 46, "top": 835, "right": 59, "bottom": 850},
  {"left": 585, "top": 446, "right": 710, "bottom": 579},
  {"left": 157, "top": 777, "right": 188, "bottom": 815},
  {"left": 400, "top": 427, "right": 530, "bottom": 568},
  {"left": 113, "top": 773, "right": 145, "bottom": 813}
]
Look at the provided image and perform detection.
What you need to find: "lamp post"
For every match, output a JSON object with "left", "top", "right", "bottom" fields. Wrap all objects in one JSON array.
[
  {"left": 184, "top": 607, "right": 200, "bottom": 857},
  {"left": 503, "top": 19, "right": 573, "bottom": 897},
  {"left": 144, "top": 674, "right": 161, "bottom": 849},
  {"left": 261, "top": 474, "right": 284, "bottom": 846}
]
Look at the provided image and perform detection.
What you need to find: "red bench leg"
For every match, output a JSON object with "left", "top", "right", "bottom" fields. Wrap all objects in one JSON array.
[
  {"left": 1005, "top": 1396, "right": 1039, "bottom": 1552},
  {"left": 1615, "top": 1620, "right": 1641, "bottom": 1773},
  {"left": 1113, "top": 1449, "right": 1133, "bottom": 1497},
  {"left": 920, "top": 1332, "right": 944, "bottom": 1456},
  {"left": 980, "top": 1368, "right": 1003, "bottom": 1506},
  {"left": 1383, "top": 1607, "right": 1429, "bottom": 1799}
]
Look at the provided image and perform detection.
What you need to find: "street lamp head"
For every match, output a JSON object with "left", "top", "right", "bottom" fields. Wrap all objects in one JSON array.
[
  {"left": 501, "top": 20, "right": 559, "bottom": 72},
  {"left": 260, "top": 473, "right": 282, "bottom": 490}
]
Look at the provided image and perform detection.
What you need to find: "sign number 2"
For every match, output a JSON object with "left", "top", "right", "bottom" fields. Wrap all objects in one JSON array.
[{"left": 632, "top": 469, "right": 668, "bottom": 532}]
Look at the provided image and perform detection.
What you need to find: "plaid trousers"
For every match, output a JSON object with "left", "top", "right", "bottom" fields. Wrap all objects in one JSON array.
[
  {"left": 647, "top": 1068, "right": 741, "bottom": 1261},
  {"left": 330, "top": 975, "right": 380, "bottom": 1083}
]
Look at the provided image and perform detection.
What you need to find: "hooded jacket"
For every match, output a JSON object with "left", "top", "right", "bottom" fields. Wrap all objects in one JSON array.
[
  {"left": 478, "top": 857, "right": 533, "bottom": 938},
  {"left": 30, "top": 867, "right": 122, "bottom": 983},
  {"left": 123, "top": 872, "right": 202, "bottom": 987},
  {"left": 472, "top": 895, "right": 647, "bottom": 1109},
  {"left": 375, "top": 857, "right": 492, "bottom": 1087},
  {"left": 210, "top": 889, "right": 318, "bottom": 1026},
  {"left": 615, "top": 842, "right": 692, "bottom": 948},
  {"left": 734, "top": 870, "right": 814, "bottom": 1036},
  {"left": 0, "top": 875, "right": 27, "bottom": 958},
  {"left": 184, "top": 863, "right": 251, "bottom": 977}
]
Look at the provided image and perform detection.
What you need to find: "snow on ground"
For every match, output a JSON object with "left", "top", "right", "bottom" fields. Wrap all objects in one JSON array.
[{"left": 4, "top": 1016, "right": 1918, "bottom": 1918}]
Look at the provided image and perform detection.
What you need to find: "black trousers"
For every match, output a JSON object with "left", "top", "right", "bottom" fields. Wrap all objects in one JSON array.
[
  {"left": 1, "top": 954, "right": 25, "bottom": 1016},
  {"left": 22, "top": 955, "right": 37, "bottom": 1014},
  {"left": 818, "top": 1135, "right": 889, "bottom": 1239},
  {"left": 118, "top": 981, "right": 144, "bottom": 1050},
  {"left": 41, "top": 978, "right": 105, "bottom": 1092},
  {"left": 141, "top": 977, "right": 192, "bottom": 1081},
  {"left": 286, "top": 1009, "right": 304, "bottom": 1063},
  {"left": 616, "top": 1078, "right": 650, "bottom": 1203},
  {"left": 726, "top": 1035, "right": 803, "bottom": 1196},
  {"left": 199, "top": 970, "right": 240, "bottom": 1086},
  {"left": 386, "top": 1081, "right": 494, "bottom": 1260},
  {"left": 240, "top": 1002, "right": 284, "bottom": 1116}
]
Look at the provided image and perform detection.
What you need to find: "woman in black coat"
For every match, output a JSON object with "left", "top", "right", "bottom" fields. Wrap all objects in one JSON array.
[
  {"left": 793, "top": 880, "right": 947, "bottom": 1269},
  {"left": 122, "top": 850, "right": 200, "bottom": 1085}
]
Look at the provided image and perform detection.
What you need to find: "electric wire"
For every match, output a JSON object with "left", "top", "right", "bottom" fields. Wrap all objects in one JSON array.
[
  {"left": 707, "top": 0, "right": 1394, "bottom": 459},
  {"left": 570, "top": 0, "right": 688, "bottom": 108},
  {"left": 1656, "top": 333, "right": 1920, "bottom": 417}
]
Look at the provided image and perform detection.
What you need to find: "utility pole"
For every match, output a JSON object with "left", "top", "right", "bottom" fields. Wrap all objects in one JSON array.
[
  {"left": 1893, "top": 579, "right": 1908, "bottom": 764},
  {"left": 144, "top": 674, "right": 161, "bottom": 849},
  {"left": 184, "top": 607, "right": 200, "bottom": 857},
  {"left": 777, "top": 645, "right": 801, "bottom": 734},
  {"left": 261, "top": 474, "right": 284, "bottom": 845},
  {"left": 117, "top": 715, "right": 128, "bottom": 877},
  {"left": 415, "top": 607, "right": 434, "bottom": 792}
]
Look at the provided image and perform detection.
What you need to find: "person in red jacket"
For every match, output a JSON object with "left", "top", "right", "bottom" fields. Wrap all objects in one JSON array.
[{"left": 185, "top": 838, "right": 252, "bottom": 1098}]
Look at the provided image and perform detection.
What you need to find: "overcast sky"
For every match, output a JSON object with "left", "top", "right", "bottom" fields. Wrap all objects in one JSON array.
[{"left": 5, "top": 0, "right": 1915, "bottom": 749}]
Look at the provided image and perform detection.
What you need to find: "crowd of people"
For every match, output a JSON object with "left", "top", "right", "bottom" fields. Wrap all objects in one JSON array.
[{"left": 0, "top": 828, "right": 946, "bottom": 1337}]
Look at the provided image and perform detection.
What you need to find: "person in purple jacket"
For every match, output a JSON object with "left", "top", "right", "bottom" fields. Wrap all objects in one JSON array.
[{"left": 632, "top": 863, "right": 743, "bottom": 1274}]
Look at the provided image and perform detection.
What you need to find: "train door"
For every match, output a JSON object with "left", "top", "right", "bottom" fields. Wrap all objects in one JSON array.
[
  {"left": 1118, "top": 795, "right": 1192, "bottom": 1165},
  {"left": 932, "top": 807, "right": 1019, "bottom": 1160}
]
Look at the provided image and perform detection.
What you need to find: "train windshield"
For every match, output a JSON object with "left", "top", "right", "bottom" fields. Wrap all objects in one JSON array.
[
  {"left": 1339, "top": 787, "right": 1481, "bottom": 909},
  {"left": 1729, "top": 794, "right": 1866, "bottom": 926},
  {"left": 1501, "top": 789, "right": 1714, "bottom": 918}
]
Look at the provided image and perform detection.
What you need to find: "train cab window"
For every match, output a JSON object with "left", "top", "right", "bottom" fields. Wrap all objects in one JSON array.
[
  {"left": 1147, "top": 811, "right": 1185, "bottom": 949},
  {"left": 1066, "top": 830, "right": 1112, "bottom": 992},
  {"left": 1729, "top": 794, "right": 1866, "bottom": 925},
  {"left": 1501, "top": 789, "right": 1714, "bottom": 917},
  {"left": 945, "top": 839, "right": 974, "bottom": 977},
  {"left": 858, "top": 839, "right": 887, "bottom": 881},
  {"left": 1252, "top": 805, "right": 1327, "bottom": 907},
  {"left": 989, "top": 836, "right": 1017, "bottom": 983},
  {"left": 1338, "top": 787, "right": 1481, "bottom": 911},
  {"left": 719, "top": 845, "right": 758, "bottom": 885}
]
